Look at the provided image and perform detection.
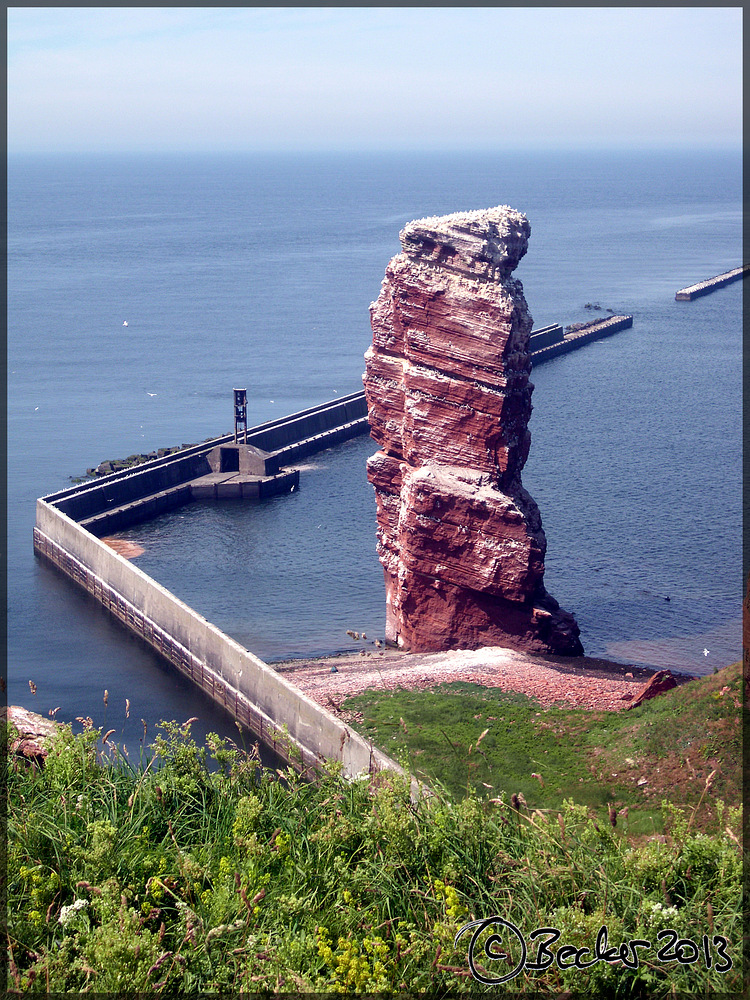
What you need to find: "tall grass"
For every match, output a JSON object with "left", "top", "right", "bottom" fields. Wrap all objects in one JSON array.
[{"left": 6, "top": 718, "right": 743, "bottom": 995}]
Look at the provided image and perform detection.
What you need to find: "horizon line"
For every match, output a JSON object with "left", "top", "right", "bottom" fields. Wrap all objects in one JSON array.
[{"left": 7, "top": 143, "right": 742, "bottom": 157}]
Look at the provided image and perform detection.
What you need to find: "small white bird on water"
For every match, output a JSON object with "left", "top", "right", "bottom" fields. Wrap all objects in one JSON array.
[
  {"left": 123, "top": 321, "right": 128, "bottom": 327},
  {"left": 147, "top": 392, "right": 157, "bottom": 397},
  {"left": 703, "top": 648, "right": 709, "bottom": 657}
]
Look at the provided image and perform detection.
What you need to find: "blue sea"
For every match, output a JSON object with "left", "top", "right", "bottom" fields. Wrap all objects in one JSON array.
[{"left": 8, "top": 149, "right": 742, "bottom": 746}]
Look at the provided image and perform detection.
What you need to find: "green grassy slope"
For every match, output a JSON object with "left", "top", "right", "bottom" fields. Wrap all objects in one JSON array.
[{"left": 342, "top": 661, "right": 742, "bottom": 837}]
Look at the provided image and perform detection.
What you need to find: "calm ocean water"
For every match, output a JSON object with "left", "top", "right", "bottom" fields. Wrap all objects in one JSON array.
[{"left": 8, "top": 150, "right": 742, "bottom": 743}]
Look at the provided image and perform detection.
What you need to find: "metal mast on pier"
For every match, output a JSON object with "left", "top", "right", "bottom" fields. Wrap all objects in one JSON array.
[{"left": 233, "top": 388, "right": 248, "bottom": 444}]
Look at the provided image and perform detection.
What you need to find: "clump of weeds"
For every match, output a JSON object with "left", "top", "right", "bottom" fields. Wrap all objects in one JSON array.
[{"left": 5, "top": 706, "right": 742, "bottom": 995}]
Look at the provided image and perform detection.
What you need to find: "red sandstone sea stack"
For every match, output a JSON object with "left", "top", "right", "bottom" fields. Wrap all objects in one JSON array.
[{"left": 363, "top": 206, "right": 583, "bottom": 656}]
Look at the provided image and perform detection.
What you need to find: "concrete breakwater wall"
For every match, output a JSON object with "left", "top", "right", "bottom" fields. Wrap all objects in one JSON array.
[
  {"left": 675, "top": 265, "right": 748, "bottom": 301},
  {"left": 34, "top": 391, "right": 402, "bottom": 781},
  {"left": 48, "top": 391, "right": 369, "bottom": 536},
  {"left": 48, "top": 314, "right": 625, "bottom": 534},
  {"left": 528, "top": 323, "right": 564, "bottom": 351},
  {"left": 530, "top": 315, "right": 633, "bottom": 367},
  {"left": 248, "top": 391, "right": 367, "bottom": 468},
  {"left": 34, "top": 502, "right": 399, "bottom": 781}
]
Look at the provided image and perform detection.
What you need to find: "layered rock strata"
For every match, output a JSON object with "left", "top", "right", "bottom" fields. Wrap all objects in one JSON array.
[{"left": 363, "top": 206, "right": 583, "bottom": 656}]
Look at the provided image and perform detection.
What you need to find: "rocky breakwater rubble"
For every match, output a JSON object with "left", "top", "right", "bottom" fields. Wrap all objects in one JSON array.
[{"left": 363, "top": 206, "right": 583, "bottom": 656}]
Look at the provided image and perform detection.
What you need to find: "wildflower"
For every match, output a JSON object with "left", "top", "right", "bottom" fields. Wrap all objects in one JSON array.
[{"left": 59, "top": 899, "right": 89, "bottom": 928}]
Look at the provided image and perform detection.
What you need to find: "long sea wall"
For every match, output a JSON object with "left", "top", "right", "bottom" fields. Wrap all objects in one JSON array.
[
  {"left": 34, "top": 502, "right": 398, "bottom": 780},
  {"left": 675, "top": 265, "right": 748, "bottom": 301}
]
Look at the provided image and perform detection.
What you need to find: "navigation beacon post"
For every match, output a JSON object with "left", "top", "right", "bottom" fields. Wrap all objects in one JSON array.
[{"left": 233, "top": 388, "right": 248, "bottom": 444}]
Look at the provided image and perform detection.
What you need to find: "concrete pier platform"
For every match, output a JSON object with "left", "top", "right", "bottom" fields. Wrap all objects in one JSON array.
[{"left": 190, "top": 469, "right": 299, "bottom": 500}]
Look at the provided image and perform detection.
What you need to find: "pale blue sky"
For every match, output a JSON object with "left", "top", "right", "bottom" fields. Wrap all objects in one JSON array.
[{"left": 7, "top": 6, "right": 743, "bottom": 153}]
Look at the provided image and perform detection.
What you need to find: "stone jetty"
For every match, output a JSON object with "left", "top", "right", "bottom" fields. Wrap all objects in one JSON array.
[{"left": 675, "top": 265, "right": 748, "bottom": 300}]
